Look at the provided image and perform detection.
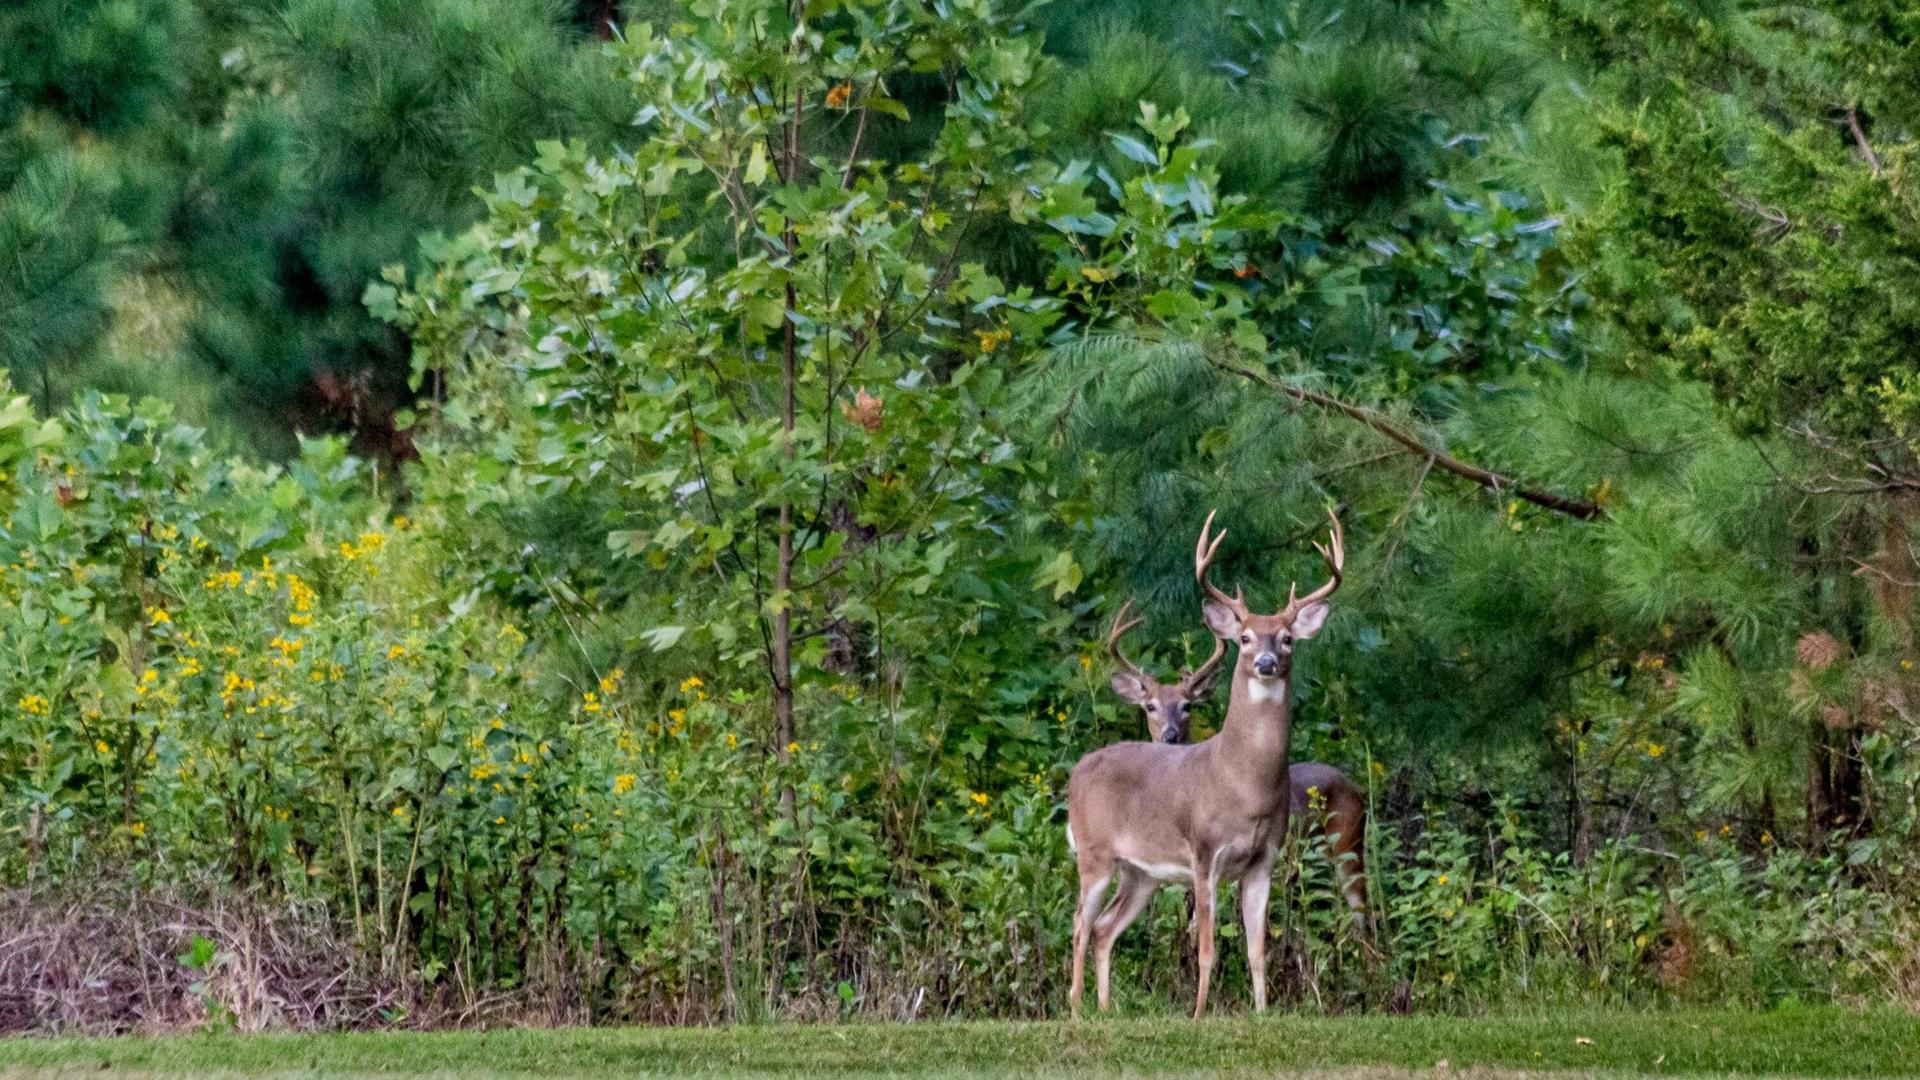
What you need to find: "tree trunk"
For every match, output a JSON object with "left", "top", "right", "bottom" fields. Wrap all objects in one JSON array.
[
  {"left": 770, "top": 83, "right": 805, "bottom": 765},
  {"left": 575, "top": 0, "right": 620, "bottom": 39}
]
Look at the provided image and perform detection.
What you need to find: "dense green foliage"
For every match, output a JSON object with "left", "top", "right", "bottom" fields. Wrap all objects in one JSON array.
[
  {"left": 0, "top": 0, "right": 624, "bottom": 448},
  {"left": 4, "top": 0, "right": 1920, "bottom": 1034}
]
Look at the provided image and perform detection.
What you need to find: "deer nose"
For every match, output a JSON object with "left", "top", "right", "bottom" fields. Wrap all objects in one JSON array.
[{"left": 1253, "top": 653, "right": 1279, "bottom": 677}]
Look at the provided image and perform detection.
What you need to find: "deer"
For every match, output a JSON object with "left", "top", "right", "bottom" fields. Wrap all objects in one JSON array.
[
  {"left": 1104, "top": 602, "right": 1371, "bottom": 934},
  {"left": 1067, "top": 508, "right": 1344, "bottom": 1018}
]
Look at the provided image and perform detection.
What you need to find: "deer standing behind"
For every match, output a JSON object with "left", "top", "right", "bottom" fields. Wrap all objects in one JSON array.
[
  {"left": 1066, "top": 509, "right": 1343, "bottom": 1018},
  {"left": 1105, "top": 602, "right": 1372, "bottom": 933}
]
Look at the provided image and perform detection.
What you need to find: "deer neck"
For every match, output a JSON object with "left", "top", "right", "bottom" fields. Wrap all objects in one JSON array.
[{"left": 1218, "top": 667, "right": 1292, "bottom": 774}]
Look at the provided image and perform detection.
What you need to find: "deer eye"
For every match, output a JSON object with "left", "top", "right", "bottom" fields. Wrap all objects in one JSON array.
[
  {"left": 1144, "top": 703, "right": 1157, "bottom": 711},
  {"left": 1280, "top": 632, "right": 1293, "bottom": 646},
  {"left": 1240, "top": 632, "right": 1253, "bottom": 644}
]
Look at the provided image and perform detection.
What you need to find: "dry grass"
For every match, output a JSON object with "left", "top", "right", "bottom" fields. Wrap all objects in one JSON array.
[{"left": 0, "top": 879, "right": 406, "bottom": 1035}]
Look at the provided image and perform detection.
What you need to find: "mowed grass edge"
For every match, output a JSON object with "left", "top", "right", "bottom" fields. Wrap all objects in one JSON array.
[{"left": 1, "top": 1006, "right": 1916, "bottom": 1077}]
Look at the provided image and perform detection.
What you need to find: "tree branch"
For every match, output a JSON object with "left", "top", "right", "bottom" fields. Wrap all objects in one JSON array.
[
  {"left": 1211, "top": 359, "right": 1605, "bottom": 521},
  {"left": 1846, "top": 106, "right": 1882, "bottom": 177}
]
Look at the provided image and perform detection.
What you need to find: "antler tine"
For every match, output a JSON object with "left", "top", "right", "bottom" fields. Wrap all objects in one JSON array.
[
  {"left": 1194, "top": 510, "right": 1249, "bottom": 618},
  {"left": 1181, "top": 629, "right": 1228, "bottom": 690},
  {"left": 1105, "top": 597, "right": 1149, "bottom": 679},
  {"left": 1283, "top": 507, "right": 1345, "bottom": 616}
]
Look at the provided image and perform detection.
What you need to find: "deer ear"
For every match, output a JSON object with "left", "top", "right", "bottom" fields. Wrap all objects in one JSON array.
[
  {"left": 1109, "top": 672, "right": 1152, "bottom": 704},
  {"left": 1202, "top": 601, "right": 1241, "bottom": 639},
  {"left": 1290, "top": 599, "right": 1332, "bottom": 640}
]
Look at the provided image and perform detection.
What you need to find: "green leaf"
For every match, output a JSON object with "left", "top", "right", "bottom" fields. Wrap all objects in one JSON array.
[
  {"left": 1109, "top": 133, "right": 1159, "bottom": 166},
  {"left": 1033, "top": 549, "right": 1083, "bottom": 601},
  {"left": 641, "top": 625, "right": 687, "bottom": 651}
]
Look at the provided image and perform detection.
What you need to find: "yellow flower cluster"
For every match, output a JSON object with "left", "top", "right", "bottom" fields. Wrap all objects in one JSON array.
[
  {"left": 286, "top": 575, "right": 316, "bottom": 627},
  {"left": 17, "top": 693, "right": 50, "bottom": 716},
  {"left": 975, "top": 327, "right": 1012, "bottom": 353},
  {"left": 219, "top": 670, "right": 257, "bottom": 711},
  {"left": 613, "top": 773, "right": 637, "bottom": 795},
  {"left": 268, "top": 636, "right": 304, "bottom": 669},
  {"left": 339, "top": 531, "right": 387, "bottom": 561}
]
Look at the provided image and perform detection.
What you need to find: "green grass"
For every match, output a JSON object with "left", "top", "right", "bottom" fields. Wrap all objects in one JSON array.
[{"left": 2, "top": 1007, "right": 1916, "bottom": 1078}]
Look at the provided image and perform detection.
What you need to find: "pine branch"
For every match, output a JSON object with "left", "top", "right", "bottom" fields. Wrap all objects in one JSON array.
[{"left": 1208, "top": 357, "right": 1606, "bottom": 521}]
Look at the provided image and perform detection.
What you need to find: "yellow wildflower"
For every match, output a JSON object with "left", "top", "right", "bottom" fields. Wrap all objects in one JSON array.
[
  {"left": 970, "top": 791, "right": 989, "bottom": 806},
  {"left": 1436, "top": 874, "right": 1449, "bottom": 887},
  {"left": 581, "top": 691, "right": 601, "bottom": 714},
  {"left": 17, "top": 694, "right": 50, "bottom": 716},
  {"left": 387, "top": 645, "right": 406, "bottom": 660},
  {"left": 1646, "top": 742, "right": 1665, "bottom": 758},
  {"left": 678, "top": 675, "right": 703, "bottom": 693},
  {"left": 975, "top": 327, "right": 1012, "bottom": 353},
  {"left": 825, "top": 82, "right": 852, "bottom": 109},
  {"left": 146, "top": 606, "right": 171, "bottom": 626},
  {"left": 668, "top": 708, "right": 686, "bottom": 724},
  {"left": 613, "top": 773, "right": 637, "bottom": 795},
  {"left": 95, "top": 740, "right": 111, "bottom": 754},
  {"left": 787, "top": 741, "right": 801, "bottom": 754},
  {"left": 130, "top": 821, "right": 146, "bottom": 837},
  {"left": 726, "top": 733, "right": 738, "bottom": 750}
]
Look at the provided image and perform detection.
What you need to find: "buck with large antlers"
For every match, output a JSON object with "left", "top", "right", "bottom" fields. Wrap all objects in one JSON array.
[
  {"left": 1067, "top": 508, "right": 1344, "bottom": 1018},
  {"left": 1105, "top": 605, "right": 1372, "bottom": 933}
]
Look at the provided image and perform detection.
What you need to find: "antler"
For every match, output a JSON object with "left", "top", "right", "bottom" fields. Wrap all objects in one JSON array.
[
  {"left": 1194, "top": 510, "right": 1250, "bottom": 620},
  {"left": 1280, "top": 507, "right": 1345, "bottom": 620},
  {"left": 1105, "top": 597, "right": 1149, "bottom": 680},
  {"left": 1180, "top": 631, "right": 1227, "bottom": 691}
]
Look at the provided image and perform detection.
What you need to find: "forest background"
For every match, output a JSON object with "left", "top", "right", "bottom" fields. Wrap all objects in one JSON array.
[{"left": 4, "top": 0, "right": 1919, "bottom": 1031}]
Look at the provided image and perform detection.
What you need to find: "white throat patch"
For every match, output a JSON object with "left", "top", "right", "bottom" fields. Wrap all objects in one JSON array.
[{"left": 1246, "top": 678, "right": 1286, "bottom": 706}]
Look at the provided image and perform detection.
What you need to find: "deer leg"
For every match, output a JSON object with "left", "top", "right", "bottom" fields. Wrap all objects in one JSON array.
[
  {"left": 1092, "top": 868, "right": 1154, "bottom": 1013},
  {"left": 1068, "top": 860, "right": 1113, "bottom": 1019},
  {"left": 1191, "top": 853, "right": 1219, "bottom": 1020},
  {"left": 1326, "top": 808, "right": 1375, "bottom": 946},
  {"left": 1240, "top": 853, "right": 1274, "bottom": 1013}
]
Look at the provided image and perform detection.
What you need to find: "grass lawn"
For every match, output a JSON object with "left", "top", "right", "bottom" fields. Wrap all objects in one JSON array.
[{"left": 2, "top": 1006, "right": 1916, "bottom": 1078}]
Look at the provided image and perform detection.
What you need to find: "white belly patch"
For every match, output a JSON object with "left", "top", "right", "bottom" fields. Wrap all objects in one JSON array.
[{"left": 1124, "top": 859, "right": 1193, "bottom": 883}]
